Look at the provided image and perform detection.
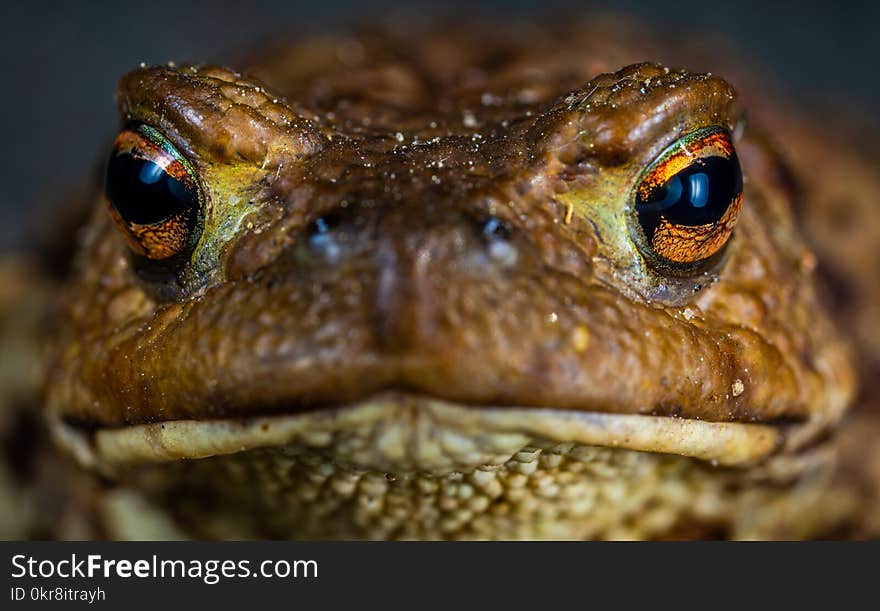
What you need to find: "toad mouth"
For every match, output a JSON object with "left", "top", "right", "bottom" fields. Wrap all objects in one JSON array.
[{"left": 51, "top": 391, "right": 794, "bottom": 474}]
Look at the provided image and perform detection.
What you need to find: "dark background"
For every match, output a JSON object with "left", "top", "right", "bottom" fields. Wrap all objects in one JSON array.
[{"left": 2, "top": 0, "right": 878, "bottom": 251}]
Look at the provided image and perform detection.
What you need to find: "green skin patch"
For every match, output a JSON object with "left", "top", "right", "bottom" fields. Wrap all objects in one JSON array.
[{"left": 130, "top": 123, "right": 266, "bottom": 292}]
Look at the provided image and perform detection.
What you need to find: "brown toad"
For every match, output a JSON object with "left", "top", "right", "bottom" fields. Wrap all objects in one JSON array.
[{"left": 24, "top": 21, "right": 880, "bottom": 539}]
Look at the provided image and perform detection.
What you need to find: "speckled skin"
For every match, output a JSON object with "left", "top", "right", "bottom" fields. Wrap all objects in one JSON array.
[{"left": 30, "top": 22, "right": 879, "bottom": 539}]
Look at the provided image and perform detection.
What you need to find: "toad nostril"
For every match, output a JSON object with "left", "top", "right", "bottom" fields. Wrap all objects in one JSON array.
[
  {"left": 307, "top": 208, "right": 347, "bottom": 236},
  {"left": 306, "top": 213, "right": 344, "bottom": 261},
  {"left": 481, "top": 216, "right": 512, "bottom": 241},
  {"left": 479, "top": 215, "right": 518, "bottom": 266}
]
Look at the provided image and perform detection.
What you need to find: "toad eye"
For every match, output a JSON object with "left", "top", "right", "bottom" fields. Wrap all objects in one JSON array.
[
  {"left": 632, "top": 126, "right": 743, "bottom": 269},
  {"left": 104, "top": 124, "right": 202, "bottom": 260}
]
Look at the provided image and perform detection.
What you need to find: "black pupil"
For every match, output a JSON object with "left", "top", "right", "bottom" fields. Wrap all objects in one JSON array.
[
  {"left": 105, "top": 151, "right": 196, "bottom": 225},
  {"left": 636, "top": 155, "right": 742, "bottom": 237}
]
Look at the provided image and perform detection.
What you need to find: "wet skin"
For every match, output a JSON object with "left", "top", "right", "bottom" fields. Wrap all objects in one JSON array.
[{"left": 39, "top": 22, "right": 879, "bottom": 539}]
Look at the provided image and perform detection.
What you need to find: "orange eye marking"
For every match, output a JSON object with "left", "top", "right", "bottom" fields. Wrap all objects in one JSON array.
[
  {"left": 105, "top": 125, "right": 201, "bottom": 260},
  {"left": 637, "top": 130, "right": 734, "bottom": 202},
  {"left": 106, "top": 206, "right": 193, "bottom": 260},
  {"left": 650, "top": 192, "right": 742, "bottom": 264},
  {"left": 111, "top": 130, "right": 195, "bottom": 190},
  {"left": 634, "top": 126, "right": 743, "bottom": 268}
]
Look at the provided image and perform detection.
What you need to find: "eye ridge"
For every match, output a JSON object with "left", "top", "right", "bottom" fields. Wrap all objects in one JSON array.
[
  {"left": 104, "top": 123, "right": 203, "bottom": 260},
  {"left": 632, "top": 126, "right": 743, "bottom": 269}
]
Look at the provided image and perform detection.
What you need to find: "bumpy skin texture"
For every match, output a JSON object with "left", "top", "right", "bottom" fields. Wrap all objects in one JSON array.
[{"left": 39, "top": 22, "right": 875, "bottom": 539}]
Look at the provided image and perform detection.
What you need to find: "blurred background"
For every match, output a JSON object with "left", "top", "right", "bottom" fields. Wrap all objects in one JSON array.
[{"left": 1, "top": 0, "right": 878, "bottom": 251}]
